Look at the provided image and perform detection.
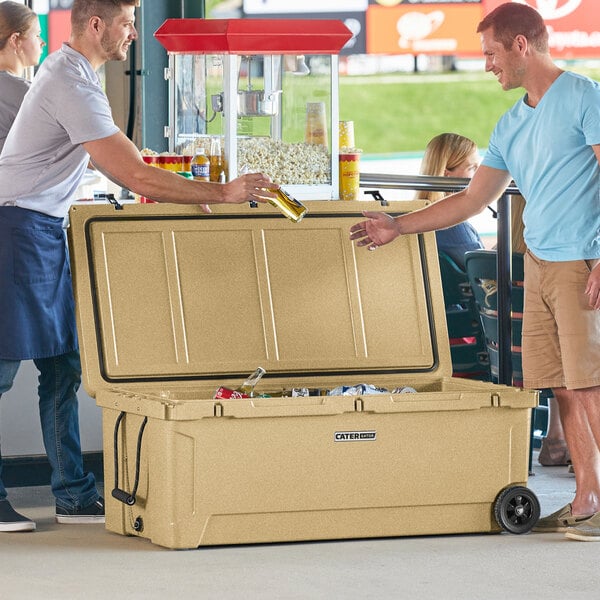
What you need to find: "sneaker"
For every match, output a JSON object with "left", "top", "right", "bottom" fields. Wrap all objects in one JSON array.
[
  {"left": 55, "top": 497, "right": 105, "bottom": 524},
  {"left": 0, "top": 499, "right": 36, "bottom": 532},
  {"left": 532, "top": 503, "right": 595, "bottom": 533},
  {"left": 565, "top": 512, "right": 600, "bottom": 541}
]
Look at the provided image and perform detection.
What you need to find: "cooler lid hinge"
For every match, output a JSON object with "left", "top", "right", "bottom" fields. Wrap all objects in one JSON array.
[
  {"left": 363, "top": 190, "right": 389, "bottom": 207},
  {"left": 94, "top": 192, "right": 124, "bottom": 210}
]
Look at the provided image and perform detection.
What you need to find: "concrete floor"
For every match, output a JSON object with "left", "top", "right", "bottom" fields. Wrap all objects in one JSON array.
[{"left": 1, "top": 451, "right": 597, "bottom": 600}]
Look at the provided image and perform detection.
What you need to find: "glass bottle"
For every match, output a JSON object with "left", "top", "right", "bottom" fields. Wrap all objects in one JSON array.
[
  {"left": 191, "top": 147, "right": 209, "bottom": 181},
  {"left": 209, "top": 137, "right": 225, "bottom": 182},
  {"left": 268, "top": 188, "right": 307, "bottom": 223},
  {"left": 236, "top": 367, "right": 266, "bottom": 397}
]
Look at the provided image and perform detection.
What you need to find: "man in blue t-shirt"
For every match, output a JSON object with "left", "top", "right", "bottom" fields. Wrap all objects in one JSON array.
[{"left": 351, "top": 2, "right": 600, "bottom": 541}]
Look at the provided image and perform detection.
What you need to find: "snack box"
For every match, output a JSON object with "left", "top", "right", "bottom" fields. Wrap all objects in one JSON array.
[{"left": 67, "top": 200, "right": 539, "bottom": 549}]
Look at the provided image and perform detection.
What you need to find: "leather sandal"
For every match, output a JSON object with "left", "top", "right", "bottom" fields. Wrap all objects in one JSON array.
[{"left": 538, "top": 438, "right": 571, "bottom": 466}]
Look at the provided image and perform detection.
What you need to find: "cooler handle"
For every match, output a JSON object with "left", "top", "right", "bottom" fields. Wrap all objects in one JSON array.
[{"left": 111, "top": 411, "right": 148, "bottom": 506}]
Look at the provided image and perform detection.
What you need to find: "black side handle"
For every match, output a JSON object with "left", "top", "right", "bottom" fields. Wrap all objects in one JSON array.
[{"left": 112, "top": 411, "right": 148, "bottom": 506}]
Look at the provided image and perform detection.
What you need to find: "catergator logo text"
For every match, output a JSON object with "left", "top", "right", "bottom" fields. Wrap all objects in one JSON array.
[{"left": 334, "top": 430, "right": 377, "bottom": 442}]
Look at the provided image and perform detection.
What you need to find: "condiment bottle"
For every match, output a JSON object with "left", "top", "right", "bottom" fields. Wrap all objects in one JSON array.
[{"left": 191, "top": 147, "right": 209, "bottom": 181}]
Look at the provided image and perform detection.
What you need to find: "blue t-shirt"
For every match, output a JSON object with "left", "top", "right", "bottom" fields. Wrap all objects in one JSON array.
[{"left": 482, "top": 71, "right": 600, "bottom": 261}]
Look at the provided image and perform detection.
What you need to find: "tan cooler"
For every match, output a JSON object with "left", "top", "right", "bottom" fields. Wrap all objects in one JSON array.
[{"left": 67, "top": 200, "right": 539, "bottom": 550}]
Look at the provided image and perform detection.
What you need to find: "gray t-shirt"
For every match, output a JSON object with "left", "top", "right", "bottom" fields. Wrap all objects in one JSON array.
[
  {"left": 0, "top": 43, "right": 119, "bottom": 218},
  {"left": 0, "top": 70, "right": 30, "bottom": 154}
]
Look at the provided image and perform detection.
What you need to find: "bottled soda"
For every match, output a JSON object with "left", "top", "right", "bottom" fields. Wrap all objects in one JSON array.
[
  {"left": 236, "top": 367, "right": 266, "bottom": 396},
  {"left": 191, "top": 147, "right": 209, "bottom": 181},
  {"left": 268, "top": 188, "right": 307, "bottom": 223},
  {"left": 214, "top": 367, "right": 266, "bottom": 399},
  {"left": 209, "top": 137, "right": 225, "bottom": 182}
]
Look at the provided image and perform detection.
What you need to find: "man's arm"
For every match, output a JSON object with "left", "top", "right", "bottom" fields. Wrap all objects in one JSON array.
[
  {"left": 83, "top": 131, "right": 275, "bottom": 206},
  {"left": 350, "top": 165, "right": 512, "bottom": 249}
]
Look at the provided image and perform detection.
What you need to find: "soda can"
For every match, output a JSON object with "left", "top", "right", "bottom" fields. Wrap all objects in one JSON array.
[{"left": 214, "top": 387, "right": 247, "bottom": 400}]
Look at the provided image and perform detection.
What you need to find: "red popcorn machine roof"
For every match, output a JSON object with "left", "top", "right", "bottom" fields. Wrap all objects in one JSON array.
[{"left": 154, "top": 18, "right": 353, "bottom": 55}]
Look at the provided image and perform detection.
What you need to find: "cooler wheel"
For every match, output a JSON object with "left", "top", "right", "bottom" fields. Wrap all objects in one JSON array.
[{"left": 494, "top": 486, "right": 540, "bottom": 534}]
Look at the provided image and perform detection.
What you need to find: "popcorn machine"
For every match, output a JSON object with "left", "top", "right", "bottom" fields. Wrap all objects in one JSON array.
[{"left": 154, "top": 19, "right": 352, "bottom": 200}]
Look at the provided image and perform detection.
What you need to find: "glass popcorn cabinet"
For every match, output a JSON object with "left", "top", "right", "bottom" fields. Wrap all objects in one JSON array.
[{"left": 154, "top": 19, "right": 352, "bottom": 200}]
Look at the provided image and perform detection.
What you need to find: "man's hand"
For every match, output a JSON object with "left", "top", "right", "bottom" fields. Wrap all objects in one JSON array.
[
  {"left": 349, "top": 211, "right": 401, "bottom": 251},
  {"left": 586, "top": 262, "right": 600, "bottom": 309},
  {"left": 223, "top": 173, "right": 278, "bottom": 204}
]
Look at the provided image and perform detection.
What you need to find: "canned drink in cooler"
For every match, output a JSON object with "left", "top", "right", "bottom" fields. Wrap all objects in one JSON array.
[{"left": 214, "top": 387, "right": 247, "bottom": 399}]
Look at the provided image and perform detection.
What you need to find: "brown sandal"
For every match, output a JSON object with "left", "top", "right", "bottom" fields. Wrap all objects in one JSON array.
[{"left": 538, "top": 438, "right": 571, "bottom": 466}]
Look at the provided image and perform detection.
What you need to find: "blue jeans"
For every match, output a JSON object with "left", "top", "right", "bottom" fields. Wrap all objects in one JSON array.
[{"left": 0, "top": 350, "right": 99, "bottom": 509}]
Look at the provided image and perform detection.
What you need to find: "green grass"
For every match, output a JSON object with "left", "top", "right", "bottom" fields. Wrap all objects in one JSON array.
[
  {"left": 339, "top": 67, "right": 600, "bottom": 155},
  {"left": 339, "top": 73, "right": 521, "bottom": 154}
]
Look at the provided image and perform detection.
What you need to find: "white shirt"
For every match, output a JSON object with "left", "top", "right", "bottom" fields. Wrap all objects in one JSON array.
[{"left": 0, "top": 44, "right": 119, "bottom": 218}]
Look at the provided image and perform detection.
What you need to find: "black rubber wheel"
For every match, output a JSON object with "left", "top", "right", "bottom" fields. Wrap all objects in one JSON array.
[{"left": 494, "top": 486, "right": 540, "bottom": 534}]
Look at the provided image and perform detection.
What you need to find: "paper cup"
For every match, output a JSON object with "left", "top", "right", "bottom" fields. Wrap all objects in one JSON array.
[
  {"left": 339, "top": 121, "right": 355, "bottom": 150},
  {"left": 339, "top": 152, "right": 361, "bottom": 201},
  {"left": 305, "top": 102, "right": 328, "bottom": 149}
]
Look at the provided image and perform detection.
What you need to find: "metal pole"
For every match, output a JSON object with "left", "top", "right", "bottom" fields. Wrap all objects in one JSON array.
[
  {"left": 496, "top": 192, "right": 513, "bottom": 385},
  {"left": 360, "top": 173, "right": 517, "bottom": 387},
  {"left": 183, "top": 1, "right": 205, "bottom": 18}
]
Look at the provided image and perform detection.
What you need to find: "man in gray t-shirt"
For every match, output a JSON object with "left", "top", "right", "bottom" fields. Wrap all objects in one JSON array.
[{"left": 0, "top": 0, "right": 275, "bottom": 533}]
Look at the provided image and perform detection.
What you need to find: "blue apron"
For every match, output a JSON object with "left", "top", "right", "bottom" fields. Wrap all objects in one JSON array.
[{"left": 0, "top": 206, "right": 78, "bottom": 360}]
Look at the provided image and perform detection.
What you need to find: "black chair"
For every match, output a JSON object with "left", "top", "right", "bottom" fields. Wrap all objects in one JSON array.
[
  {"left": 464, "top": 250, "right": 550, "bottom": 467},
  {"left": 437, "top": 251, "right": 490, "bottom": 381}
]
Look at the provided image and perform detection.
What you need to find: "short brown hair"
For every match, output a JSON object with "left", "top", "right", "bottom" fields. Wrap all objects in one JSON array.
[
  {"left": 71, "top": 0, "right": 140, "bottom": 36},
  {"left": 477, "top": 2, "right": 548, "bottom": 53},
  {"left": 0, "top": 1, "right": 37, "bottom": 51}
]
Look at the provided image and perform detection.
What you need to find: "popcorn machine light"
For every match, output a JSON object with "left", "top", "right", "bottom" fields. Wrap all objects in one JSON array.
[{"left": 154, "top": 19, "right": 352, "bottom": 200}]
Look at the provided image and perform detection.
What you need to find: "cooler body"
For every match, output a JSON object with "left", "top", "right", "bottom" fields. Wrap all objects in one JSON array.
[{"left": 68, "top": 201, "right": 538, "bottom": 549}]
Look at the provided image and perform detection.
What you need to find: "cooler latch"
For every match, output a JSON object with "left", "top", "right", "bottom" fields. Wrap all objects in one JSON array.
[
  {"left": 363, "top": 190, "right": 389, "bottom": 207},
  {"left": 491, "top": 393, "right": 501, "bottom": 407}
]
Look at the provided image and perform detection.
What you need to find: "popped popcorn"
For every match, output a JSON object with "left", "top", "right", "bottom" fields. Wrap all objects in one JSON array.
[{"left": 238, "top": 138, "right": 330, "bottom": 185}]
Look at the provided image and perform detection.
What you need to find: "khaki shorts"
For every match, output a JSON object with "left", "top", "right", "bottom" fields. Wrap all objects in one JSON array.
[{"left": 522, "top": 251, "right": 600, "bottom": 390}]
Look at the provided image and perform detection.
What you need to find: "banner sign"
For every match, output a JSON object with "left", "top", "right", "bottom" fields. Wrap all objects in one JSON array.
[
  {"left": 369, "top": 1, "right": 480, "bottom": 4},
  {"left": 366, "top": 0, "right": 600, "bottom": 57},
  {"left": 367, "top": 4, "right": 482, "bottom": 55},
  {"left": 244, "top": 0, "right": 368, "bottom": 13}
]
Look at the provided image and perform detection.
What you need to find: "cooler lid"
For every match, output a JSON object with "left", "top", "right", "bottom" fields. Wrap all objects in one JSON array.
[{"left": 67, "top": 201, "right": 452, "bottom": 397}]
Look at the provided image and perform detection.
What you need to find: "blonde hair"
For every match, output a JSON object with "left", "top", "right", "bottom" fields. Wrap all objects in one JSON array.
[
  {"left": 415, "top": 133, "right": 477, "bottom": 203},
  {"left": 0, "top": 1, "right": 37, "bottom": 51}
]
